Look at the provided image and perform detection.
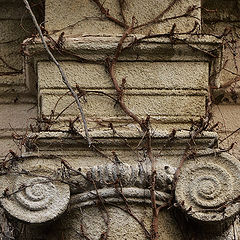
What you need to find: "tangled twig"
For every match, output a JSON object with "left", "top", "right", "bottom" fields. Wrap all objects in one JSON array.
[{"left": 23, "top": 0, "right": 92, "bottom": 146}]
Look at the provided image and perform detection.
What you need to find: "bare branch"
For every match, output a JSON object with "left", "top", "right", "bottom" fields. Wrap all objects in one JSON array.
[
  {"left": 23, "top": 0, "right": 92, "bottom": 146},
  {"left": 91, "top": 0, "right": 128, "bottom": 28}
]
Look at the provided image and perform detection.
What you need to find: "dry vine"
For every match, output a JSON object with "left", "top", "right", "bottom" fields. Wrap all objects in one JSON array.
[{"left": 0, "top": 0, "right": 239, "bottom": 239}]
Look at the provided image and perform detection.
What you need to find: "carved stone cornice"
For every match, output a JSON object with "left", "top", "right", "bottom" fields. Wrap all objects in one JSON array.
[
  {"left": 24, "top": 35, "right": 221, "bottom": 65},
  {"left": 25, "top": 130, "right": 218, "bottom": 152}
]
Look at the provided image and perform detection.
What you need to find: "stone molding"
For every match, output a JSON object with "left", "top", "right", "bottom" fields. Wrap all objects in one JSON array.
[
  {"left": 24, "top": 35, "right": 221, "bottom": 65},
  {"left": 69, "top": 162, "right": 175, "bottom": 209},
  {"left": 70, "top": 188, "right": 171, "bottom": 209},
  {"left": 1, "top": 130, "right": 239, "bottom": 233},
  {"left": 25, "top": 130, "right": 218, "bottom": 151},
  {"left": 71, "top": 162, "right": 175, "bottom": 192},
  {"left": 22, "top": 35, "right": 222, "bottom": 134}
]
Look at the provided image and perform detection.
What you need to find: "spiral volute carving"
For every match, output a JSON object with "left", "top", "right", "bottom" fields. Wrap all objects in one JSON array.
[
  {"left": 15, "top": 177, "right": 57, "bottom": 211},
  {"left": 175, "top": 152, "right": 240, "bottom": 224},
  {"left": 1, "top": 176, "right": 70, "bottom": 223}
]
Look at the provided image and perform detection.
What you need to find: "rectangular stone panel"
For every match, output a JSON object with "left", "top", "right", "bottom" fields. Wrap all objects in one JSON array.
[
  {"left": 38, "top": 61, "right": 209, "bottom": 90},
  {"left": 40, "top": 90, "right": 206, "bottom": 118},
  {"left": 0, "top": 13, "right": 35, "bottom": 94}
]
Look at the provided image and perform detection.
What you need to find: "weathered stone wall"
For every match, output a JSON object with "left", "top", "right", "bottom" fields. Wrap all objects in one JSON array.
[
  {"left": 0, "top": 1, "right": 240, "bottom": 240},
  {"left": 0, "top": 0, "right": 37, "bottom": 156},
  {"left": 203, "top": 0, "right": 240, "bottom": 158},
  {"left": 1, "top": 1, "right": 239, "bottom": 158}
]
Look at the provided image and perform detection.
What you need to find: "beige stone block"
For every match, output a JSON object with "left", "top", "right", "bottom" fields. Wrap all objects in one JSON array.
[
  {"left": 212, "top": 104, "right": 240, "bottom": 158},
  {"left": 0, "top": 103, "right": 36, "bottom": 156},
  {"left": 27, "top": 35, "right": 221, "bottom": 64},
  {"left": 212, "top": 104, "right": 240, "bottom": 132},
  {"left": 218, "top": 132, "right": 240, "bottom": 159},
  {"left": 40, "top": 91, "right": 205, "bottom": 118},
  {"left": 0, "top": 74, "right": 24, "bottom": 88},
  {"left": 0, "top": 19, "right": 34, "bottom": 87},
  {"left": 0, "top": 17, "right": 33, "bottom": 89},
  {"left": 61, "top": 206, "right": 183, "bottom": 240},
  {"left": 45, "top": 0, "right": 201, "bottom": 35},
  {"left": 38, "top": 61, "right": 209, "bottom": 90},
  {"left": 0, "top": 103, "right": 37, "bottom": 131},
  {"left": 202, "top": 22, "right": 240, "bottom": 89},
  {"left": 0, "top": 20, "right": 33, "bottom": 43},
  {"left": 0, "top": 43, "right": 23, "bottom": 74},
  {"left": 0, "top": 138, "right": 19, "bottom": 157}
]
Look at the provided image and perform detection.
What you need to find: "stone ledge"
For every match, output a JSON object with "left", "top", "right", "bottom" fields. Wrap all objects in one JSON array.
[
  {"left": 38, "top": 61, "right": 209, "bottom": 90},
  {"left": 24, "top": 35, "right": 221, "bottom": 64},
  {"left": 25, "top": 130, "right": 218, "bottom": 151}
]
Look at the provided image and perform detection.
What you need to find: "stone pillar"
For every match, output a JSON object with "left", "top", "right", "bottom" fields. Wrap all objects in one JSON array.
[{"left": 1, "top": 1, "right": 240, "bottom": 239}]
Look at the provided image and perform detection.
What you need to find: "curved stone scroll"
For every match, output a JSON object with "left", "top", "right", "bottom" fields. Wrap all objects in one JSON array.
[
  {"left": 175, "top": 151, "right": 240, "bottom": 227},
  {"left": 1, "top": 176, "right": 70, "bottom": 223}
]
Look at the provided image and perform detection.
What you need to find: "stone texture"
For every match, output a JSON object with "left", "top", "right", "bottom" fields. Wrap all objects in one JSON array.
[
  {"left": 0, "top": 0, "right": 240, "bottom": 239},
  {"left": 0, "top": 1, "right": 31, "bottom": 19},
  {"left": 0, "top": 103, "right": 37, "bottom": 156},
  {"left": 202, "top": 1, "right": 240, "bottom": 108},
  {"left": 0, "top": 17, "right": 34, "bottom": 88},
  {"left": 212, "top": 104, "right": 240, "bottom": 158},
  {"left": 202, "top": 0, "right": 240, "bottom": 161},
  {"left": 40, "top": 90, "right": 206, "bottom": 117},
  {"left": 45, "top": 0, "right": 201, "bottom": 36},
  {"left": 38, "top": 61, "right": 209, "bottom": 90},
  {"left": 1, "top": 176, "right": 70, "bottom": 223},
  {"left": 0, "top": 103, "right": 36, "bottom": 130},
  {"left": 69, "top": 162, "right": 175, "bottom": 194},
  {"left": 213, "top": 105, "right": 240, "bottom": 132},
  {"left": 61, "top": 206, "right": 184, "bottom": 240},
  {"left": 176, "top": 151, "right": 240, "bottom": 230},
  {"left": 202, "top": 0, "right": 240, "bottom": 22},
  {"left": 37, "top": 56, "right": 209, "bottom": 129},
  {"left": 0, "top": 1, "right": 37, "bottom": 159},
  {"left": 1, "top": 127, "right": 238, "bottom": 239}
]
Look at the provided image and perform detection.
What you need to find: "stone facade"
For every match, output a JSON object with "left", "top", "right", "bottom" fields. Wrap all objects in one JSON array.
[{"left": 0, "top": 0, "right": 240, "bottom": 239}]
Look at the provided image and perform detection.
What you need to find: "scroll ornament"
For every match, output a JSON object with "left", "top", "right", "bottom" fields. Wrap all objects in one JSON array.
[
  {"left": 1, "top": 176, "right": 70, "bottom": 223},
  {"left": 175, "top": 152, "right": 240, "bottom": 226}
]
